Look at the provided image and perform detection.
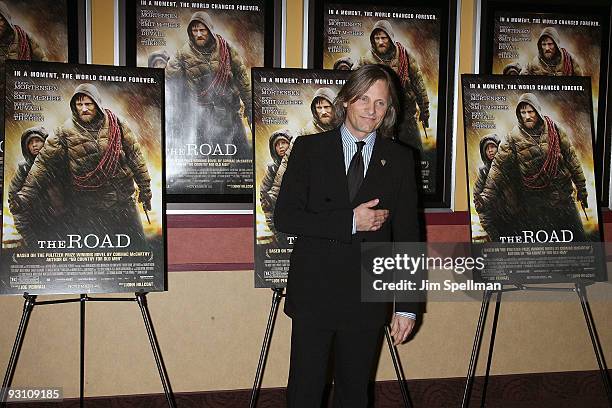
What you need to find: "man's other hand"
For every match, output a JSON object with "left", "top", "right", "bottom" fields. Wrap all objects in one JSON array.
[
  {"left": 354, "top": 198, "right": 389, "bottom": 231},
  {"left": 390, "top": 314, "right": 415, "bottom": 346}
]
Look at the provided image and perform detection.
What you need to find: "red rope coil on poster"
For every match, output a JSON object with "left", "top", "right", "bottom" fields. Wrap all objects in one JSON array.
[
  {"left": 14, "top": 25, "right": 31, "bottom": 60},
  {"left": 396, "top": 42, "right": 411, "bottom": 88},
  {"left": 522, "top": 115, "right": 561, "bottom": 190},
  {"left": 199, "top": 34, "right": 231, "bottom": 98},
  {"left": 73, "top": 109, "right": 122, "bottom": 190},
  {"left": 561, "top": 48, "right": 574, "bottom": 76}
]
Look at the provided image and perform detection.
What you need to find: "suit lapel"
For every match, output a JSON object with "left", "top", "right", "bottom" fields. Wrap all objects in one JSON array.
[
  {"left": 357, "top": 135, "right": 387, "bottom": 199},
  {"left": 327, "top": 129, "right": 350, "bottom": 202}
]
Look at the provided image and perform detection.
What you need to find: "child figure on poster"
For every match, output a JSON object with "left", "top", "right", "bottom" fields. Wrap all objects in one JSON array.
[
  {"left": 8, "top": 127, "right": 68, "bottom": 245},
  {"left": 473, "top": 133, "right": 522, "bottom": 241},
  {"left": 266, "top": 87, "right": 340, "bottom": 209},
  {"left": 260, "top": 129, "right": 292, "bottom": 239}
]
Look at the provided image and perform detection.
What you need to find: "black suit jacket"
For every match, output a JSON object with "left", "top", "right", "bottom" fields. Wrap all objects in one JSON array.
[{"left": 274, "top": 128, "right": 420, "bottom": 329}]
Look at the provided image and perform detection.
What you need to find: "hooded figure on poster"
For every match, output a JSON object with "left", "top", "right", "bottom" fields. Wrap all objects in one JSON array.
[
  {"left": 298, "top": 87, "right": 338, "bottom": 136},
  {"left": 355, "top": 19, "right": 429, "bottom": 150},
  {"left": 473, "top": 133, "right": 523, "bottom": 241},
  {"left": 11, "top": 83, "right": 152, "bottom": 247},
  {"left": 165, "top": 11, "right": 252, "bottom": 156},
  {"left": 520, "top": 27, "right": 583, "bottom": 76},
  {"left": 266, "top": 87, "right": 340, "bottom": 209},
  {"left": 480, "top": 92, "right": 588, "bottom": 242},
  {"left": 261, "top": 128, "right": 292, "bottom": 237},
  {"left": 8, "top": 126, "right": 69, "bottom": 245},
  {"left": 0, "top": 1, "right": 47, "bottom": 62}
]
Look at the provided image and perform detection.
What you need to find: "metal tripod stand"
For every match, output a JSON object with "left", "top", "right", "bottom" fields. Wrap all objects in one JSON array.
[{"left": 0, "top": 291, "right": 176, "bottom": 408}]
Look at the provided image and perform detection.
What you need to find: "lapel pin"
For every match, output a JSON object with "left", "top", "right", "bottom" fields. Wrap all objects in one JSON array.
[{"left": 381, "top": 159, "right": 386, "bottom": 167}]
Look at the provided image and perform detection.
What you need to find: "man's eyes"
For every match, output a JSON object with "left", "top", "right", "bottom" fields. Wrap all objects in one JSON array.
[{"left": 357, "top": 97, "right": 386, "bottom": 107}]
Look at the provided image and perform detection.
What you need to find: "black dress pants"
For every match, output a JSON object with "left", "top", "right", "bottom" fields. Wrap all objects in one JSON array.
[{"left": 286, "top": 318, "right": 383, "bottom": 408}]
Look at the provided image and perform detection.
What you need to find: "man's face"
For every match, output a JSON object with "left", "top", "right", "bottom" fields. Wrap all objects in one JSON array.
[
  {"left": 191, "top": 22, "right": 210, "bottom": 47},
  {"left": 520, "top": 104, "right": 538, "bottom": 129},
  {"left": 274, "top": 139, "right": 289, "bottom": 157},
  {"left": 485, "top": 143, "right": 497, "bottom": 161},
  {"left": 75, "top": 95, "right": 98, "bottom": 123},
  {"left": 27, "top": 137, "right": 44, "bottom": 156},
  {"left": 540, "top": 36, "right": 558, "bottom": 60},
  {"left": 315, "top": 98, "right": 334, "bottom": 125},
  {"left": 373, "top": 30, "right": 391, "bottom": 55},
  {"left": 336, "top": 62, "right": 351, "bottom": 71},
  {"left": 343, "top": 79, "right": 390, "bottom": 140}
]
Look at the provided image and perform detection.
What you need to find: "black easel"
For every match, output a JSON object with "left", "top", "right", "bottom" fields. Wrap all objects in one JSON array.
[
  {"left": 248, "top": 288, "right": 414, "bottom": 408},
  {"left": 0, "top": 291, "right": 176, "bottom": 408},
  {"left": 384, "top": 325, "right": 414, "bottom": 408},
  {"left": 461, "top": 282, "right": 612, "bottom": 408}
]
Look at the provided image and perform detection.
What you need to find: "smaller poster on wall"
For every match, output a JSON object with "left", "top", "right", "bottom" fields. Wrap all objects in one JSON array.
[
  {"left": 128, "top": 0, "right": 276, "bottom": 202},
  {"left": 462, "top": 74, "right": 605, "bottom": 284},
  {"left": 1, "top": 61, "right": 166, "bottom": 295},
  {"left": 310, "top": 0, "right": 460, "bottom": 208},
  {"left": 253, "top": 68, "right": 349, "bottom": 288},
  {"left": 489, "top": 10, "right": 607, "bottom": 134},
  {"left": 478, "top": 1, "right": 611, "bottom": 205}
]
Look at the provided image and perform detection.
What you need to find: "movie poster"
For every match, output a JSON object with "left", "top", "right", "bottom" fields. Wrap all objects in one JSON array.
[
  {"left": 253, "top": 68, "right": 349, "bottom": 288},
  {"left": 134, "top": 0, "right": 267, "bottom": 198},
  {"left": 0, "top": 0, "right": 72, "bottom": 198},
  {"left": 490, "top": 11, "right": 605, "bottom": 134},
  {"left": 319, "top": 3, "right": 443, "bottom": 197},
  {"left": 1, "top": 61, "right": 166, "bottom": 295},
  {"left": 462, "top": 74, "right": 605, "bottom": 283}
]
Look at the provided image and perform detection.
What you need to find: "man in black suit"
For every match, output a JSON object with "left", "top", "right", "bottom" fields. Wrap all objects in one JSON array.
[{"left": 274, "top": 64, "right": 421, "bottom": 407}]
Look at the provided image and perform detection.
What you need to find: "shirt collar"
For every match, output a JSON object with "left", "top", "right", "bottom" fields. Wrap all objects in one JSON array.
[{"left": 340, "top": 124, "right": 376, "bottom": 148}]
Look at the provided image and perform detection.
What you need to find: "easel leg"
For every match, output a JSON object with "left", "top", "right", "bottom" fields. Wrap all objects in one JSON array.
[
  {"left": 461, "top": 290, "right": 493, "bottom": 408},
  {"left": 135, "top": 293, "right": 176, "bottom": 408},
  {"left": 249, "top": 288, "right": 284, "bottom": 408},
  {"left": 575, "top": 283, "right": 612, "bottom": 406},
  {"left": 80, "top": 295, "right": 86, "bottom": 408},
  {"left": 1, "top": 294, "right": 37, "bottom": 407},
  {"left": 480, "top": 291, "right": 502, "bottom": 408},
  {"left": 384, "top": 325, "right": 413, "bottom": 408}
]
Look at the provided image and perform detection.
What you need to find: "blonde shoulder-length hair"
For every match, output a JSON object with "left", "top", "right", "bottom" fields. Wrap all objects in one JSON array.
[{"left": 333, "top": 64, "right": 400, "bottom": 138}]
